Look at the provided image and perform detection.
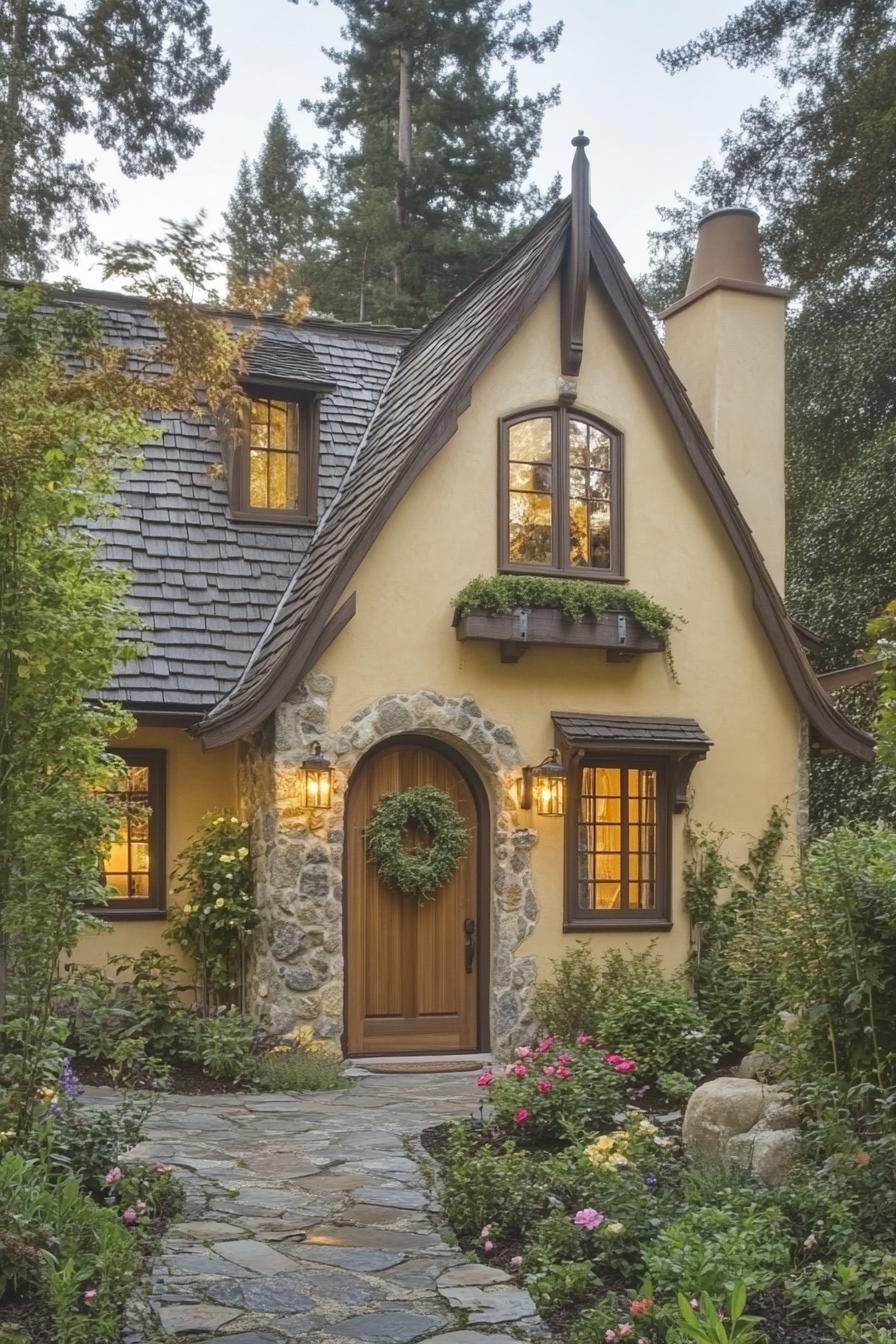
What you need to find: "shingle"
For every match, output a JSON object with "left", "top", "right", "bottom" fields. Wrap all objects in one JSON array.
[{"left": 551, "top": 713, "right": 713, "bottom": 750}]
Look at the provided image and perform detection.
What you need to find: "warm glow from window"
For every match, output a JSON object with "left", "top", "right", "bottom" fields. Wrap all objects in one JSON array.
[
  {"left": 102, "top": 766, "right": 152, "bottom": 901},
  {"left": 249, "top": 398, "right": 300, "bottom": 510},
  {"left": 576, "top": 766, "right": 657, "bottom": 912}
]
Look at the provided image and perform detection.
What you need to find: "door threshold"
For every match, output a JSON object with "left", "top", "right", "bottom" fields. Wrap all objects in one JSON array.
[{"left": 347, "top": 1051, "right": 492, "bottom": 1067}]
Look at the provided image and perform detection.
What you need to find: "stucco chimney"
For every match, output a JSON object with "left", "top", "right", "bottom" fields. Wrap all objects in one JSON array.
[{"left": 661, "top": 209, "right": 789, "bottom": 590}]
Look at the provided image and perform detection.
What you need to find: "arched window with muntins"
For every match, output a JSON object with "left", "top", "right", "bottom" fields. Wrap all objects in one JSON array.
[{"left": 498, "top": 407, "right": 624, "bottom": 579}]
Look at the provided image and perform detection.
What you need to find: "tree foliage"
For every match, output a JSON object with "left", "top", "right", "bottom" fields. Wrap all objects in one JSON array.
[
  {"left": 640, "top": 0, "right": 896, "bottom": 830},
  {"left": 223, "top": 103, "right": 313, "bottom": 307},
  {"left": 0, "top": 0, "right": 229, "bottom": 278},
  {"left": 294, "top": 0, "right": 562, "bottom": 325}
]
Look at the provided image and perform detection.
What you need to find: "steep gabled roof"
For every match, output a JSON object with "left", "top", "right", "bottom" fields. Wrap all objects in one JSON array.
[
  {"left": 199, "top": 197, "right": 572, "bottom": 743},
  {"left": 197, "top": 184, "right": 871, "bottom": 762}
]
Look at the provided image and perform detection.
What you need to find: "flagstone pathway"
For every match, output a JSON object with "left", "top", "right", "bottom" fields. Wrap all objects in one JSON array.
[{"left": 108, "top": 1070, "right": 544, "bottom": 1343}]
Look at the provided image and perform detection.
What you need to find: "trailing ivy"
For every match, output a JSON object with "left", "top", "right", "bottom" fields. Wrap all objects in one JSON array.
[
  {"left": 365, "top": 786, "right": 468, "bottom": 901},
  {"left": 453, "top": 575, "right": 678, "bottom": 648}
]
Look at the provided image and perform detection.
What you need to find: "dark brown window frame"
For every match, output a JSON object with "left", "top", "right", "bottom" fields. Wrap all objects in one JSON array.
[
  {"left": 228, "top": 382, "right": 321, "bottom": 526},
  {"left": 498, "top": 406, "right": 625, "bottom": 581},
  {"left": 90, "top": 747, "right": 167, "bottom": 921},
  {"left": 564, "top": 751, "right": 672, "bottom": 931}
]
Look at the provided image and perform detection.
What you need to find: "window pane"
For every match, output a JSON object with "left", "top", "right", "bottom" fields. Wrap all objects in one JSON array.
[
  {"left": 589, "top": 508, "right": 611, "bottom": 569},
  {"left": 509, "top": 491, "right": 552, "bottom": 564},
  {"left": 509, "top": 417, "right": 552, "bottom": 463},
  {"left": 589, "top": 427, "right": 610, "bottom": 470},
  {"left": 569, "top": 419, "right": 588, "bottom": 466},
  {"left": 568, "top": 421, "right": 613, "bottom": 570},
  {"left": 247, "top": 399, "right": 301, "bottom": 511},
  {"left": 569, "top": 499, "right": 588, "bottom": 567},
  {"left": 577, "top": 765, "right": 657, "bottom": 913},
  {"left": 100, "top": 762, "right": 156, "bottom": 905},
  {"left": 510, "top": 462, "right": 553, "bottom": 493},
  {"left": 269, "top": 451, "right": 288, "bottom": 508},
  {"left": 268, "top": 401, "right": 288, "bottom": 450},
  {"left": 249, "top": 450, "right": 268, "bottom": 507}
]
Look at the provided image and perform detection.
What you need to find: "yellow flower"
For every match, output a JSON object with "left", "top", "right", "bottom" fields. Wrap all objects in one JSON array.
[
  {"left": 237, "top": 846, "right": 249, "bottom": 859},
  {"left": 638, "top": 1120, "right": 658, "bottom": 1136},
  {"left": 215, "top": 897, "right": 225, "bottom": 908},
  {"left": 230, "top": 815, "right": 239, "bottom": 823},
  {"left": 219, "top": 854, "right": 234, "bottom": 865},
  {"left": 0, "top": 1130, "right": 15, "bottom": 1143},
  {"left": 606, "top": 1221, "right": 625, "bottom": 1235},
  {"left": 182, "top": 903, "right": 193, "bottom": 914},
  {"left": 595, "top": 1135, "right": 615, "bottom": 1152},
  {"left": 36, "top": 1087, "right": 57, "bottom": 1103},
  {"left": 212, "top": 817, "right": 224, "bottom": 826},
  {"left": 606, "top": 1152, "right": 629, "bottom": 1168}
]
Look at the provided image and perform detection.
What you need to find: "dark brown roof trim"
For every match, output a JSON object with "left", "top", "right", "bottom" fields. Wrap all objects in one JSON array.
[
  {"left": 560, "top": 134, "right": 590, "bottom": 376},
  {"left": 659, "top": 275, "right": 790, "bottom": 319},
  {"left": 791, "top": 618, "right": 826, "bottom": 654},
  {"left": 588, "top": 215, "right": 871, "bottom": 761},
  {"left": 819, "top": 659, "right": 882, "bottom": 692},
  {"left": 198, "top": 206, "right": 571, "bottom": 748}
]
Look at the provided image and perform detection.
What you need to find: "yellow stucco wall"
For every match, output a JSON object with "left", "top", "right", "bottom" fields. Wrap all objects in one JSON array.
[
  {"left": 73, "top": 727, "right": 238, "bottom": 971},
  {"left": 317, "top": 275, "right": 801, "bottom": 976}
]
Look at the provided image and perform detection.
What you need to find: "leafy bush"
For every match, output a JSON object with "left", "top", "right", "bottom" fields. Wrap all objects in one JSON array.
[
  {"left": 188, "top": 1008, "right": 260, "bottom": 1084},
  {"left": 257, "top": 1049, "right": 346, "bottom": 1093},
  {"left": 786, "top": 1245, "right": 896, "bottom": 1340},
  {"left": 533, "top": 945, "right": 719, "bottom": 1087},
  {"left": 439, "top": 1123, "right": 551, "bottom": 1240},
  {"left": 453, "top": 574, "right": 677, "bottom": 647},
  {"left": 676, "top": 1282, "right": 765, "bottom": 1344},
  {"left": 643, "top": 1191, "right": 792, "bottom": 1303},
  {"left": 524, "top": 1209, "right": 596, "bottom": 1308},
  {"left": 57, "top": 950, "right": 191, "bottom": 1064},
  {"left": 481, "top": 1036, "right": 631, "bottom": 1141}
]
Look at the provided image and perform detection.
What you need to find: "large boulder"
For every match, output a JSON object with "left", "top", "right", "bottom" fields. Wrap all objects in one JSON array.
[{"left": 683, "top": 1077, "right": 800, "bottom": 1186}]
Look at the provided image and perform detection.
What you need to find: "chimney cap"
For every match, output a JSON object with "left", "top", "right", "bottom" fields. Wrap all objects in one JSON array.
[{"left": 660, "top": 204, "right": 788, "bottom": 318}]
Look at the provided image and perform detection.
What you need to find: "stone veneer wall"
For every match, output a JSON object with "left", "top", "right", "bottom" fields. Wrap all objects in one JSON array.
[{"left": 239, "top": 675, "right": 541, "bottom": 1056}]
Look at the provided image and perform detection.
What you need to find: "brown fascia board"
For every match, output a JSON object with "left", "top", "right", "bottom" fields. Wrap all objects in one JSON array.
[
  {"left": 819, "top": 659, "right": 883, "bottom": 692},
  {"left": 588, "top": 214, "right": 872, "bottom": 762},
  {"left": 198, "top": 206, "right": 572, "bottom": 749}
]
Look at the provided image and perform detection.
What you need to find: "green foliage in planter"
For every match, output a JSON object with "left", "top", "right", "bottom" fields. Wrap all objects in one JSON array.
[
  {"left": 168, "top": 812, "right": 258, "bottom": 1008},
  {"left": 453, "top": 574, "right": 678, "bottom": 647}
]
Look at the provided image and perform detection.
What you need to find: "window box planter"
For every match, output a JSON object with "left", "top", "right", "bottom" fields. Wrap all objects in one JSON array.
[{"left": 452, "top": 604, "right": 666, "bottom": 664}]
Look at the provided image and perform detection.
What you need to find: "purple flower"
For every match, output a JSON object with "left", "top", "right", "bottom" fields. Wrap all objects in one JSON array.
[
  {"left": 60, "top": 1058, "right": 83, "bottom": 1099},
  {"left": 643, "top": 1173, "right": 657, "bottom": 1187}
]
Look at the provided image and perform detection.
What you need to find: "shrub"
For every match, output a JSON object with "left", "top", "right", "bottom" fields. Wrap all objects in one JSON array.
[
  {"left": 257, "top": 1049, "right": 346, "bottom": 1093},
  {"left": 786, "top": 1246, "right": 896, "bottom": 1340},
  {"left": 188, "top": 1008, "right": 260, "bottom": 1085},
  {"left": 533, "top": 945, "right": 720, "bottom": 1087},
  {"left": 58, "top": 950, "right": 190, "bottom": 1064},
  {"left": 643, "top": 1190, "right": 792, "bottom": 1303},
  {"left": 524, "top": 1209, "right": 596, "bottom": 1308},
  {"left": 26, "top": 1090, "right": 150, "bottom": 1200},
  {"left": 439, "top": 1123, "right": 551, "bottom": 1240},
  {"left": 482, "top": 1036, "right": 631, "bottom": 1141}
]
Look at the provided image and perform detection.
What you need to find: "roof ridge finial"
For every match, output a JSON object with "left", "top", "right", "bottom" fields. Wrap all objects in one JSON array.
[{"left": 572, "top": 130, "right": 590, "bottom": 149}]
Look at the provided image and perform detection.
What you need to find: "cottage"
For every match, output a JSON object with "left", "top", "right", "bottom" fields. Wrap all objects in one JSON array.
[{"left": 75, "top": 138, "right": 871, "bottom": 1057}]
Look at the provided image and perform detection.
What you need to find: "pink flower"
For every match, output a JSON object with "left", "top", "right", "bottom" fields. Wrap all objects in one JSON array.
[
  {"left": 515, "top": 1045, "right": 533, "bottom": 1059},
  {"left": 630, "top": 1298, "right": 654, "bottom": 1316},
  {"left": 514, "top": 1107, "right": 529, "bottom": 1124},
  {"left": 615, "top": 1060, "right": 637, "bottom": 1074},
  {"left": 510, "top": 1255, "right": 523, "bottom": 1267},
  {"left": 536, "top": 1035, "right": 558, "bottom": 1053},
  {"left": 83, "top": 1290, "right": 97, "bottom": 1304},
  {"left": 555, "top": 1066, "right": 572, "bottom": 1081},
  {"left": 122, "top": 1207, "right": 138, "bottom": 1226},
  {"left": 476, "top": 1070, "right": 495, "bottom": 1087},
  {"left": 104, "top": 1166, "right": 123, "bottom": 1185},
  {"left": 480, "top": 1225, "right": 492, "bottom": 1238},
  {"left": 511, "top": 1063, "right": 528, "bottom": 1077},
  {"left": 605, "top": 1332, "right": 617, "bottom": 1343},
  {"left": 537, "top": 1080, "right": 553, "bottom": 1094},
  {"left": 573, "top": 1208, "right": 604, "bottom": 1231},
  {"left": 604, "top": 1053, "right": 623, "bottom": 1065},
  {"left": 483, "top": 1239, "right": 494, "bottom": 1253},
  {"left": 619, "top": 1328, "right": 633, "bottom": 1338},
  {"left": 576, "top": 1034, "right": 593, "bottom": 1044},
  {"left": 542, "top": 1064, "right": 556, "bottom": 1076},
  {"left": 690, "top": 1298, "right": 699, "bottom": 1309},
  {"left": 558, "top": 1053, "right": 572, "bottom": 1064}
]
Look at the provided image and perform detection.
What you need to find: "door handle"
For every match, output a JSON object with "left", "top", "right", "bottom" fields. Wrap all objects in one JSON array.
[{"left": 464, "top": 918, "right": 476, "bottom": 975}]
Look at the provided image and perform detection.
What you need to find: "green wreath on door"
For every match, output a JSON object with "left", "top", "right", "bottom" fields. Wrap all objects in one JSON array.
[{"left": 364, "top": 785, "right": 468, "bottom": 901}]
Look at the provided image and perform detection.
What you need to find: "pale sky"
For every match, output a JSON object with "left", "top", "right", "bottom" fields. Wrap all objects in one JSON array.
[{"left": 65, "top": 0, "right": 774, "bottom": 292}]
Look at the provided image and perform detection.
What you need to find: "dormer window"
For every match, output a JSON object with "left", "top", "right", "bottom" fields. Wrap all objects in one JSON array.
[
  {"left": 228, "top": 388, "right": 320, "bottom": 524},
  {"left": 498, "top": 408, "right": 624, "bottom": 579}
]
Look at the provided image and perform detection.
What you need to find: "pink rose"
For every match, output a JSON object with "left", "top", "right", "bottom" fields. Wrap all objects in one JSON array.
[
  {"left": 122, "top": 1208, "right": 138, "bottom": 1226},
  {"left": 514, "top": 1107, "right": 529, "bottom": 1123},
  {"left": 104, "top": 1166, "right": 123, "bottom": 1185},
  {"left": 83, "top": 1290, "right": 97, "bottom": 1304},
  {"left": 615, "top": 1060, "right": 637, "bottom": 1073},
  {"left": 536, "top": 1035, "right": 557, "bottom": 1053},
  {"left": 537, "top": 1080, "right": 553, "bottom": 1094},
  {"left": 573, "top": 1208, "right": 604, "bottom": 1231},
  {"left": 476, "top": 1070, "right": 495, "bottom": 1087},
  {"left": 510, "top": 1255, "right": 523, "bottom": 1267},
  {"left": 511, "top": 1063, "right": 528, "bottom": 1077},
  {"left": 558, "top": 1053, "right": 572, "bottom": 1064},
  {"left": 555, "top": 1066, "right": 572, "bottom": 1080},
  {"left": 604, "top": 1053, "right": 623, "bottom": 1065},
  {"left": 605, "top": 1332, "right": 617, "bottom": 1343},
  {"left": 576, "top": 1034, "right": 593, "bottom": 1044},
  {"left": 619, "top": 1327, "right": 633, "bottom": 1338},
  {"left": 542, "top": 1064, "right": 556, "bottom": 1076},
  {"left": 515, "top": 1045, "right": 533, "bottom": 1059},
  {"left": 483, "top": 1239, "right": 494, "bottom": 1253}
]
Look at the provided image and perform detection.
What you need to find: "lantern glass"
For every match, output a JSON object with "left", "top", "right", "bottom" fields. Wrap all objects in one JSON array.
[
  {"left": 300, "top": 742, "right": 333, "bottom": 810},
  {"left": 534, "top": 768, "right": 566, "bottom": 816}
]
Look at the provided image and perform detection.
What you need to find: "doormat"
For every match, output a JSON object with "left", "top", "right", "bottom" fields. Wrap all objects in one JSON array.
[{"left": 361, "top": 1060, "right": 483, "bottom": 1074}]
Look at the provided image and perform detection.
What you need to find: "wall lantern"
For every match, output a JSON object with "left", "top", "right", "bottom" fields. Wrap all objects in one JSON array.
[
  {"left": 299, "top": 741, "right": 334, "bottom": 810},
  {"left": 521, "top": 748, "right": 567, "bottom": 816}
]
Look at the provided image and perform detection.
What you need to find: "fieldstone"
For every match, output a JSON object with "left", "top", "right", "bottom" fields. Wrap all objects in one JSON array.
[
  {"left": 174, "top": 1220, "right": 245, "bottom": 1241},
  {"left": 737, "top": 1051, "right": 782, "bottom": 1082},
  {"left": 155, "top": 1303, "right": 241, "bottom": 1335},
  {"left": 211, "top": 1239, "right": 300, "bottom": 1275},
  {"left": 206, "top": 1275, "right": 316, "bottom": 1313},
  {"left": 291, "top": 1243, "right": 407, "bottom": 1271},
  {"left": 283, "top": 966, "right": 321, "bottom": 993},
  {"left": 298, "top": 866, "right": 331, "bottom": 900},
  {"left": 438, "top": 1284, "right": 538, "bottom": 1323},
  {"left": 731, "top": 1125, "right": 802, "bottom": 1186},
  {"left": 331, "top": 1310, "right": 448, "bottom": 1342},
  {"left": 375, "top": 699, "right": 414, "bottom": 734},
  {"left": 204, "top": 1336, "right": 282, "bottom": 1344},
  {"left": 438, "top": 1265, "right": 510, "bottom": 1287},
  {"left": 426, "top": 1335, "right": 522, "bottom": 1344},
  {"left": 270, "top": 920, "right": 307, "bottom": 961},
  {"left": 353, "top": 1185, "right": 428, "bottom": 1209}
]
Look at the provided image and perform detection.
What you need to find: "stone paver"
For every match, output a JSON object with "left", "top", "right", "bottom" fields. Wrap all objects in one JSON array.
[{"left": 100, "top": 1071, "right": 546, "bottom": 1342}]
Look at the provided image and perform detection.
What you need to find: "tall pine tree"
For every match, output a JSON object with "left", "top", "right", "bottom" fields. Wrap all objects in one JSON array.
[
  {"left": 0, "top": 0, "right": 228, "bottom": 278},
  {"left": 224, "top": 102, "right": 312, "bottom": 304},
  {"left": 299, "top": 0, "right": 563, "bottom": 325}
]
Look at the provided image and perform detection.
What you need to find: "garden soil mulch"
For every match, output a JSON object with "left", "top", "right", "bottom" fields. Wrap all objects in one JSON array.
[
  {"left": 0, "top": 1293, "right": 54, "bottom": 1344},
  {"left": 74, "top": 1058, "right": 244, "bottom": 1095},
  {"left": 420, "top": 1120, "right": 843, "bottom": 1344}
]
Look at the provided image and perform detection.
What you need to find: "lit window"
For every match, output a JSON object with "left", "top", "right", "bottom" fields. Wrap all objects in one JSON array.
[
  {"left": 95, "top": 750, "right": 166, "bottom": 915},
  {"left": 501, "top": 408, "right": 622, "bottom": 577},
  {"left": 566, "top": 760, "right": 669, "bottom": 925},
  {"left": 249, "top": 397, "right": 301, "bottom": 510}
]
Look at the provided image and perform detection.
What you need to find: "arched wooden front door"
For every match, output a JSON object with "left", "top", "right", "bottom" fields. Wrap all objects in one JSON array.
[{"left": 345, "top": 737, "right": 485, "bottom": 1055}]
